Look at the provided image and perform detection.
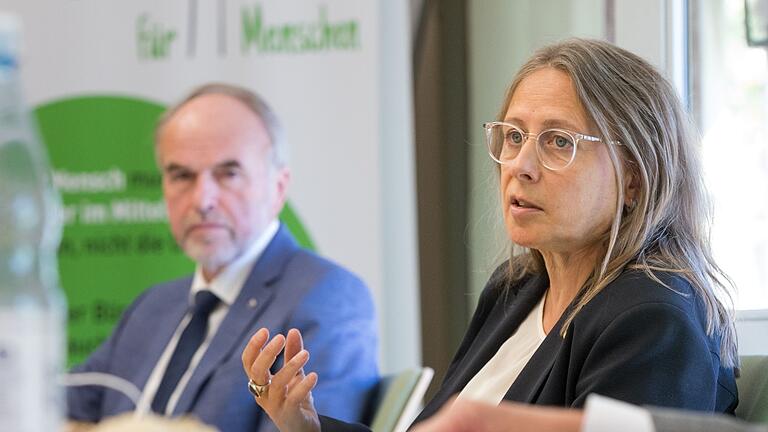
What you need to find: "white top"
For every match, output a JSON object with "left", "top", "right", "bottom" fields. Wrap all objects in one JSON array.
[
  {"left": 135, "top": 220, "right": 279, "bottom": 415},
  {"left": 457, "top": 294, "right": 546, "bottom": 404},
  {"left": 582, "top": 394, "right": 655, "bottom": 432}
]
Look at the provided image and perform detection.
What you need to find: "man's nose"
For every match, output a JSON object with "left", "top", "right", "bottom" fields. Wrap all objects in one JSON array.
[{"left": 191, "top": 174, "right": 218, "bottom": 214}]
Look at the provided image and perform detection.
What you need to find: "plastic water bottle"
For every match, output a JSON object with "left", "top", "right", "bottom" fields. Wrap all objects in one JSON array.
[{"left": 0, "top": 13, "right": 66, "bottom": 432}]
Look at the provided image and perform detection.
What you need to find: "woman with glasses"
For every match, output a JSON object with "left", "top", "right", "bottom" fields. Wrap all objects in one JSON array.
[{"left": 241, "top": 38, "right": 738, "bottom": 432}]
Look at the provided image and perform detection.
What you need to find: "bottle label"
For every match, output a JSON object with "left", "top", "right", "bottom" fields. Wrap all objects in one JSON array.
[{"left": 0, "top": 308, "right": 63, "bottom": 431}]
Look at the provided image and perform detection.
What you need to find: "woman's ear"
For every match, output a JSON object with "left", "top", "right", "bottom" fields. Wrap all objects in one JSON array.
[{"left": 623, "top": 164, "right": 640, "bottom": 209}]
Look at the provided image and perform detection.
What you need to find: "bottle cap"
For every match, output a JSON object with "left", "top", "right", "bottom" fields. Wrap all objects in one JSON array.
[{"left": 0, "top": 13, "right": 22, "bottom": 69}]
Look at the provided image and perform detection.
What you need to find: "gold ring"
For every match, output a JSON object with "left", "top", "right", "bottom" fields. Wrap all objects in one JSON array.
[{"left": 248, "top": 378, "right": 270, "bottom": 398}]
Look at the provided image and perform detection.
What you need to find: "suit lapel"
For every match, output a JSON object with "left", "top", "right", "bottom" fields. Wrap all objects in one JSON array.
[
  {"left": 503, "top": 317, "right": 564, "bottom": 403},
  {"left": 172, "top": 226, "right": 298, "bottom": 414},
  {"left": 429, "top": 274, "right": 548, "bottom": 407},
  {"left": 135, "top": 281, "right": 190, "bottom": 394}
]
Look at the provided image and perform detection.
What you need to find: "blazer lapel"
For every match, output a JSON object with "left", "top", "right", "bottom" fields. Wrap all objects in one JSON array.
[
  {"left": 503, "top": 317, "right": 564, "bottom": 403},
  {"left": 505, "top": 283, "right": 590, "bottom": 403},
  {"left": 172, "top": 226, "right": 298, "bottom": 414},
  {"left": 430, "top": 274, "right": 548, "bottom": 406}
]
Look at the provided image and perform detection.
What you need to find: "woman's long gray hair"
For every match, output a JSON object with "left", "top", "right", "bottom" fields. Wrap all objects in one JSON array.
[{"left": 500, "top": 38, "right": 737, "bottom": 367}]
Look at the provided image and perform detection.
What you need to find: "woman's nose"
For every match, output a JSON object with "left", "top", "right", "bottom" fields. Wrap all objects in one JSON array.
[{"left": 506, "top": 136, "right": 541, "bottom": 183}]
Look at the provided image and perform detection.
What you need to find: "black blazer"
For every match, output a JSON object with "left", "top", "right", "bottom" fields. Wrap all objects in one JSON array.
[{"left": 320, "top": 266, "right": 738, "bottom": 431}]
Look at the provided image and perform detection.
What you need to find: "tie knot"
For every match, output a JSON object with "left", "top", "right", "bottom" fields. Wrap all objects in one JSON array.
[{"left": 194, "top": 290, "right": 219, "bottom": 315}]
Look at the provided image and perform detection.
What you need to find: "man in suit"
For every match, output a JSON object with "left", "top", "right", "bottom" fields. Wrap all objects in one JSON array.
[
  {"left": 411, "top": 395, "right": 765, "bottom": 432},
  {"left": 66, "top": 83, "right": 379, "bottom": 431}
]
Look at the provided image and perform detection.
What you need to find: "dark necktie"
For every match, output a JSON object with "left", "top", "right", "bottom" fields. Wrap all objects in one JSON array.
[{"left": 151, "top": 290, "right": 220, "bottom": 414}]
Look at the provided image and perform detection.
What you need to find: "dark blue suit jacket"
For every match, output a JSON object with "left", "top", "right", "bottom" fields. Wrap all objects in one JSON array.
[
  {"left": 320, "top": 266, "right": 738, "bottom": 431},
  {"left": 416, "top": 267, "right": 737, "bottom": 420},
  {"left": 68, "top": 225, "right": 379, "bottom": 431}
]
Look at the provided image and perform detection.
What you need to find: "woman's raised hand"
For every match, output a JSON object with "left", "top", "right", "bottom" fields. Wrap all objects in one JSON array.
[{"left": 242, "top": 328, "right": 321, "bottom": 432}]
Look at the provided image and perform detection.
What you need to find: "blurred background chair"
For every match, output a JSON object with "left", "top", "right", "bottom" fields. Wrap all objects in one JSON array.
[
  {"left": 735, "top": 355, "right": 768, "bottom": 423},
  {"left": 367, "top": 367, "right": 434, "bottom": 432}
]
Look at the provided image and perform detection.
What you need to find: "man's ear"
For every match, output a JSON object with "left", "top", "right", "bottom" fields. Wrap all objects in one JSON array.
[{"left": 272, "top": 167, "right": 291, "bottom": 216}]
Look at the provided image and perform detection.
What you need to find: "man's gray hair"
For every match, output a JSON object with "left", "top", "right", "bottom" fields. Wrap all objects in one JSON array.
[{"left": 156, "top": 82, "right": 287, "bottom": 167}]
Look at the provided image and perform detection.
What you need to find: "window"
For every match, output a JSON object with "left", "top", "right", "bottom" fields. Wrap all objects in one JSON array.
[{"left": 692, "top": 0, "right": 768, "bottom": 311}]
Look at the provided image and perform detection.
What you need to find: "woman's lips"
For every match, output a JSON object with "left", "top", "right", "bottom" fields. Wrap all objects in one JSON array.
[
  {"left": 509, "top": 195, "right": 543, "bottom": 209},
  {"left": 508, "top": 195, "right": 543, "bottom": 216}
]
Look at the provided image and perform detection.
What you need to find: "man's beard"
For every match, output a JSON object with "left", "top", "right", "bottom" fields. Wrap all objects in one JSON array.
[{"left": 182, "top": 231, "right": 241, "bottom": 274}]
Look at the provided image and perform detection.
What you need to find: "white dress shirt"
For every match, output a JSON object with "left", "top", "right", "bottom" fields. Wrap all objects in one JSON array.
[
  {"left": 457, "top": 295, "right": 546, "bottom": 404},
  {"left": 582, "top": 394, "right": 655, "bottom": 432},
  {"left": 135, "top": 220, "right": 279, "bottom": 415}
]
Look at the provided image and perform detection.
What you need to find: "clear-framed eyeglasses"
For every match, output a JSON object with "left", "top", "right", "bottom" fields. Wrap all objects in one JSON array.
[{"left": 484, "top": 121, "right": 615, "bottom": 171}]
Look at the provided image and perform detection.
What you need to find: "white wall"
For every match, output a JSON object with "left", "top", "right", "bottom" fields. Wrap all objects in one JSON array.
[
  {"left": 466, "top": 0, "right": 605, "bottom": 305},
  {"left": 378, "top": 0, "right": 421, "bottom": 372}
]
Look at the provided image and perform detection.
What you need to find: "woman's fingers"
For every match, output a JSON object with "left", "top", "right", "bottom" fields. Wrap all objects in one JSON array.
[
  {"left": 284, "top": 329, "right": 306, "bottom": 378},
  {"left": 249, "top": 333, "right": 286, "bottom": 384},
  {"left": 271, "top": 349, "right": 309, "bottom": 390},
  {"left": 242, "top": 328, "right": 269, "bottom": 376},
  {"left": 286, "top": 373, "right": 303, "bottom": 389},
  {"left": 284, "top": 328, "right": 304, "bottom": 363},
  {"left": 286, "top": 372, "right": 318, "bottom": 405}
]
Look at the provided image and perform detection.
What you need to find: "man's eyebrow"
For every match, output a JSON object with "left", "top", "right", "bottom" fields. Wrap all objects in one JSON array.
[
  {"left": 163, "top": 163, "right": 189, "bottom": 173},
  {"left": 216, "top": 160, "right": 242, "bottom": 169},
  {"left": 163, "top": 161, "right": 243, "bottom": 172}
]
